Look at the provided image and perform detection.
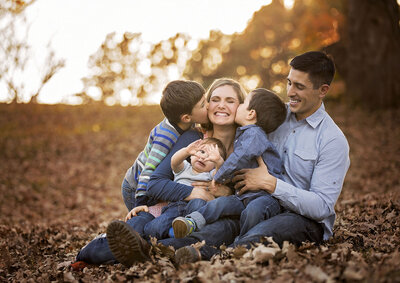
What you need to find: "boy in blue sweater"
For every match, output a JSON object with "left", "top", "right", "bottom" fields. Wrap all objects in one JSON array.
[{"left": 172, "top": 88, "right": 287, "bottom": 239}]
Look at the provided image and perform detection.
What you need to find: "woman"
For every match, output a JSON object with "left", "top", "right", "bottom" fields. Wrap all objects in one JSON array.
[{"left": 74, "top": 78, "right": 246, "bottom": 266}]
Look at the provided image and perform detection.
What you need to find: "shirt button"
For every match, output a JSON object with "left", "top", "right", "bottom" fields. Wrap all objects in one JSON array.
[{"left": 293, "top": 130, "right": 296, "bottom": 133}]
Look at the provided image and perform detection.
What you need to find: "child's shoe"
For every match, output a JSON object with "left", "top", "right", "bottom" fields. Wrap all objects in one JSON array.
[
  {"left": 168, "top": 227, "right": 175, "bottom": 238},
  {"left": 172, "top": 217, "right": 196, "bottom": 238}
]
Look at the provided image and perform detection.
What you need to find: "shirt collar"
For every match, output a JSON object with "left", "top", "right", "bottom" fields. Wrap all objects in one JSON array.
[
  {"left": 236, "top": 124, "right": 256, "bottom": 137},
  {"left": 287, "top": 103, "right": 326, "bottom": 129},
  {"left": 168, "top": 120, "right": 186, "bottom": 135}
]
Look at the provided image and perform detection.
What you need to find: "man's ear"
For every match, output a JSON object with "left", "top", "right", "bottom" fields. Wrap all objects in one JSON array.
[
  {"left": 319, "top": 84, "right": 330, "bottom": 99},
  {"left": 247, "top": 109, "right": 257, "bottom": 121},
  {"left": 180, "top": 113, "right": 191, "bottom": 123}
]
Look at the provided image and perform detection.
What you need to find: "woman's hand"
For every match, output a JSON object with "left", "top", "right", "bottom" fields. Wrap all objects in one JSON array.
[
  {"left": 125, "top": 205, "right": 149, "bottom": 221},
  {"left": 232, "top": 156, "right": 277, "bottom": 195},
  {"left": 185, "top": 186, "right": 215, "bottom": 201},
  {"left": 209, "top": 180, "right": 232, "bottom": 197}
]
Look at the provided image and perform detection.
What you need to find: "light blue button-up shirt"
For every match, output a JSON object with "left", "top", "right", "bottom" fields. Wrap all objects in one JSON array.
[{"left": 268, "top": 103, "right": 350, "bottom": 240}]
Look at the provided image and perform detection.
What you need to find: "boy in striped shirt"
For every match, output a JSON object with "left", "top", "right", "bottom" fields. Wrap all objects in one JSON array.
[{"left": 122, "top": 80, "right": 208, "bottom": 217}]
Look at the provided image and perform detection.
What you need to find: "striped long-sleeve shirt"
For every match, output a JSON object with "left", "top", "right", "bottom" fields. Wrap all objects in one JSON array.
[{"left": 124, "top": 118, "right": 183, "bottom": 201}]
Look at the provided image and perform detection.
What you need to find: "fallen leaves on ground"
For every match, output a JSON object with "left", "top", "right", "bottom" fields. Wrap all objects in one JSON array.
[{"left": 0, "top": 103, "right": 399, "bottom": 282}]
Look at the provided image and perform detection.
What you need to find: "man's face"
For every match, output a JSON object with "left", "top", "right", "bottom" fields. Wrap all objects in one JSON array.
[{"left": 286, "top": 68, "right": 325, "bottom": 121}]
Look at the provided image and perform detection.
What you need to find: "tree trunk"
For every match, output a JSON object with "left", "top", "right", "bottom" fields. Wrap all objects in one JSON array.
[{"left": 346, "top": 0, "right": 400, "bottom": 109}]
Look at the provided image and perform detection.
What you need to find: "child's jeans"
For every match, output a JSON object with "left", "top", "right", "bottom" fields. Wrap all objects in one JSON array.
[
  {"left": 76, "top": 199, "right": 207, "bottom": 264},
  {"left": 187, "top": 193, "right": 281, "bottom": 237},
  {"left": 144, "top": 198, "right": 206, "bottom": 239},
  {"left": 121, "top": 178, "right": 136, "bottom": 211}
]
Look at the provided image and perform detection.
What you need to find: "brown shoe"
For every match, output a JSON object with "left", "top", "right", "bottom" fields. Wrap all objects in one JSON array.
[
  {"left": 106, "top": 220, "right": 150, "bottom": 267},
  {"left": 174, "top": 246, "right": 201, "bottom": 265}
]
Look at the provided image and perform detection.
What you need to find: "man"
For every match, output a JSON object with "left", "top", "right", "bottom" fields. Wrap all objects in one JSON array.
[
  {"left": 230, "top": 51, "right": 350, "bottom": 248},
  {"left": 104, "top": 51, "right": 350, "bottom": 266}
]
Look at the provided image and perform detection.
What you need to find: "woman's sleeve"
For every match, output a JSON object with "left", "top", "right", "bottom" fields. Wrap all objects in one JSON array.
[{"left": 147, "top": 130, "right": 203, "bottom": 202}]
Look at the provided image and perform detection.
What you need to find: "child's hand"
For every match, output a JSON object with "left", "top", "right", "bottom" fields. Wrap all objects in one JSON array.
[
  {"left": 125, "top": 205, "right": 149, "bottom": 221},
  {"left": 186, "top": 139, "right": 203, "bottom": 156},
  {"left": 203, "top": 144, "right": 220, "bottom": 162}
]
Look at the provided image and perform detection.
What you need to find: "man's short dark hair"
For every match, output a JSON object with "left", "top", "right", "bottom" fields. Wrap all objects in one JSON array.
[
  {"left": 248, "top": 88, "right": 287, "bottom": 134},
  {"left": 160, "top": 80, "right": 205, "bottom": 124},
  {"left": 290, "top": 51, "right": 335, "bottom": 88},
  {"left": 201, "top": 137, "right": 227, "bottom": 160}
]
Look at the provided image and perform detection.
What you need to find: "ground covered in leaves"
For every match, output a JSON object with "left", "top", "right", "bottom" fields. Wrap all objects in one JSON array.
[{"left": 0, "top": 102, "right": 399, "bottom": 282}]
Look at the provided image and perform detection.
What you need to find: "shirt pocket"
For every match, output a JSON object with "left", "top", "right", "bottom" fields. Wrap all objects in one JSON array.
[{"left": 293, "top": 149, "right": 317, "bottom": 179}]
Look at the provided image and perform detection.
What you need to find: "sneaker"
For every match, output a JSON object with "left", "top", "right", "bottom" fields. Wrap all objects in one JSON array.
[
  {"left": 174, "top": 246, "right": 201, "bottom": 265},
  {"left": 106, "top": 220, "right": 150, "bottom": 267},
  {"left": 172, "top": 217, "right": 196, "bottom": 239}
]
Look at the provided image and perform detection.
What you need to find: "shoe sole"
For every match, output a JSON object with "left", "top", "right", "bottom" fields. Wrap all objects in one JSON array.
[
  {"left": 175, "top": 246, "right": 201, "bottom": 265},
  {"left": 172, "top": 218, "right": 190, "bottom": 239},
  {"left": 106, "top": 220, "right": 148, "bottom": 267}
]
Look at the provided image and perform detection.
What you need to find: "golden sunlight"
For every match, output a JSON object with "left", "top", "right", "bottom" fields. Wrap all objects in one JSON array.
[{"left": 284, "top": 0, "right": 295, "bottom": 10}]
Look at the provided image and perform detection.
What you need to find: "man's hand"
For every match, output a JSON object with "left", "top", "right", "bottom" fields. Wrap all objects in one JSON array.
[
  {"left": 185, "top": 186, "right": 215, "bottom": 201},
  {"left": 232, "top": 156, "right": 277, "bottom": 195},
  {"left": 125, "top": 205, "right": 149, "bottom": 221}
]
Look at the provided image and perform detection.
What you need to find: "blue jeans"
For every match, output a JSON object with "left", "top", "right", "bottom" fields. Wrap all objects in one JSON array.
[
  {"left": 183, "top": 211, "right": 324, "bottom": 260},
  {"left": 159, "top": 217, "right": 240, "bottom": 260},
  {"left": 76, "top": 211, "right": 154, "bottom": 264},
  {"left": 233, "top": 211, "right": 324, "bottom": 247},
  {"left": 144, "top": 199, "right": 206, "bottom": 239},
  {"left": 76, "top": 199, "right": 206, "bottom": 264},
  {"left": 121, "top": 178, "right": 135, "bottom": 211},
  {"left": 188, "top": 194, "right": 281, "bottom": 237}
]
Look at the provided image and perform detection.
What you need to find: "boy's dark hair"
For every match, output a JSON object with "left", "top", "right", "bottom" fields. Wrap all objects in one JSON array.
[
  {"left": 290, "top": 51, "right": 335, "bottom": 89},
  {"left": 160, "top": 80, "right": 205, "bottom": 124},
  {"left": 248, "top": 88, "right": 287, "bottom": 134},
  {"left": 201, "top": 137, "right": 227, "bottom": 160}
]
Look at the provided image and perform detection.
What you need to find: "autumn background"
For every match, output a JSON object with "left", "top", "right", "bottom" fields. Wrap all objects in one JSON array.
[{"left": 1, "top": 0, "right": 399, "bottom": 282}]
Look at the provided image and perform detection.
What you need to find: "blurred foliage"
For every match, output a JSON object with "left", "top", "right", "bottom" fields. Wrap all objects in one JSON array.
[
  {"left": 0, "top": 0, "right": 65, "bottom": 103},
  {"left": 184, "top": 0, "right": 345, "bottom": 98},
  {"left": 83, "top": 0, "right": 345, "bottom": 105},
  {"left": 81, "top": 32, "right": 193, "bottom": 105},
  {"left": 82, "top": 0, "right": 398, "bottom": 109}
]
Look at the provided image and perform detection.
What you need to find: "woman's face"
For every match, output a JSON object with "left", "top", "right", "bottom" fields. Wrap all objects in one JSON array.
[{"left": 208, "top": 85, "right": 241, "bottom": 127}]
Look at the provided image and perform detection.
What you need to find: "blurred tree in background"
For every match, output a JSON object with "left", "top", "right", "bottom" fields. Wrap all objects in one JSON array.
[
  {"left": 81, "top": 32, "right": 192, "bottom": 105},
  {"left": 0, "top": 0, "right": 65, "bottom": 103},
  {"left": 82, "top": 0, "right": 399, "bottom": 110},
  {"left": 184, "top": 0, "right": 345, "bottom": 98},
  {"left": 326, "top": 0, "right": 400, "bottom": 109}
]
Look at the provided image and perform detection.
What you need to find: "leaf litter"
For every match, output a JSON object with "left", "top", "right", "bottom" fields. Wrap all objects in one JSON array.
[{"left": 0, "top": 103, "right": 399, "bottom": 282}]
